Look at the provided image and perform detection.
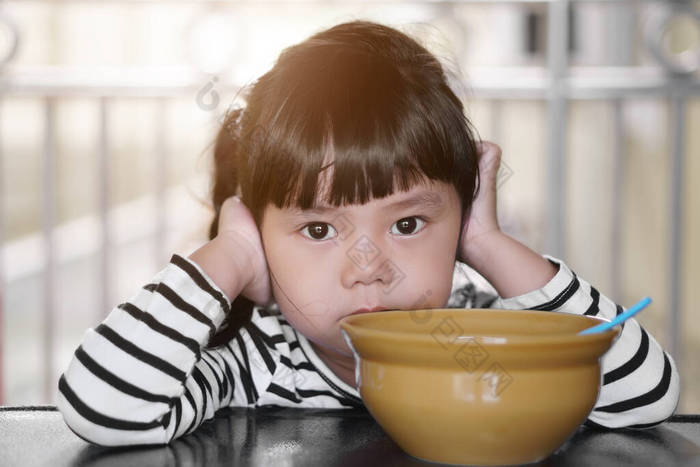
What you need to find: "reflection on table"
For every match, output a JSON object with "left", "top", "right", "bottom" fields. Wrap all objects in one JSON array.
[{"left": 1, "top": 406, "right": 699, "bottom": 466}]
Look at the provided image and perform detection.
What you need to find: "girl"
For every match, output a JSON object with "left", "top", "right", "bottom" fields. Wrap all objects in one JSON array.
[{"left": 57, "top": 20, "right": 680, "bottom": 446}]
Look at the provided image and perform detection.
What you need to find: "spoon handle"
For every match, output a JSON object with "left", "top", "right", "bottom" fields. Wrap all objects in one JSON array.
[{"left": 578, "top": 297, "right": 652, "bottom": 335}]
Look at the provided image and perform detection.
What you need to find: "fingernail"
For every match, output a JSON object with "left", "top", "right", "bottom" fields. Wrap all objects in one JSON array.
[{"left": 233, "top": 195, "right": 241, "bottom": 203}]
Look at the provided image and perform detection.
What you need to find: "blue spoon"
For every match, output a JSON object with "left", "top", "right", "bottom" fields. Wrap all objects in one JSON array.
[{"left": 578, "top": 296, "right": 652, "bottom": 335}]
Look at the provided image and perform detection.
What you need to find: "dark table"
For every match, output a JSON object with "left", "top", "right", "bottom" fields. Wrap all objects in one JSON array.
[{"left": 1, "top": 406, "right": 699, "bottom": 467}]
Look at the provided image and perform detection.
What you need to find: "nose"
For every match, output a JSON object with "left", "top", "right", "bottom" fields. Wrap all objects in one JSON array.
[{"left": 340, "top": 234, "right": 395, "bottom": 289}]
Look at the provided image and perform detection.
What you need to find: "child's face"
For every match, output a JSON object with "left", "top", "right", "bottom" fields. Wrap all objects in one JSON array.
[{"left": 259, "top": 176, "right": 462, "bottom": 359}]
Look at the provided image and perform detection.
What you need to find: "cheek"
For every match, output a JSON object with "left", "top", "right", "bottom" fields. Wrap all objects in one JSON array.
[
  {"left": 399, "top": 227, "right": 459, "bottom": 306},
  {"left": 264, "top": 237, "right": 336, "bottom": 316},
  {"left": 265, "top": 229, "right": 340, "bottom": 282},
  {"left": 273, "top": 278, "right": 339, "bottom": 344},
  {"left": 399, "top": 260, "right": 454, "bottom": 309},
  {"left": 264, "top": 229, "right": 307, "bottom": 281}
]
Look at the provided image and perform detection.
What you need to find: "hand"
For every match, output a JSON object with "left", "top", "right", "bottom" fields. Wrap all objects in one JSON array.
[
  {"left": 190, "top": 196, "right": 272, "bottom": 306},
  {"left": 455, "top": 142, "right": 558, "bottom": 297},
  {"left": 216, "top": 196, "right": 272, "bottom": 307},
  {"left": 457, "top": 141, "right": 503, "bottom": 266}
]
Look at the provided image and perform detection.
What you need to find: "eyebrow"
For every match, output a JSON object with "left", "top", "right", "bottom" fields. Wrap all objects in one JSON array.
[{"left": 288, "top": 191, "right": 445, "bottom": 218}]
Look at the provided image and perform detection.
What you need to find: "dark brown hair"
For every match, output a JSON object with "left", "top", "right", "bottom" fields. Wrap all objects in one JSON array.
[{"left": 206, "top": 20, "right": 481, "bottom": 347}]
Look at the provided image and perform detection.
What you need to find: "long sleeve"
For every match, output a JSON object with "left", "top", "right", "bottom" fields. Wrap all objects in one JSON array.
[
  {"left": 56, "top": 254, "right": 255, "bottom": 446},
  {"left": 56, "top": 253, "right": 362, "bottom": 447},
  {"left": 483, "top": 255, "right": 681, "bottom": 429}
]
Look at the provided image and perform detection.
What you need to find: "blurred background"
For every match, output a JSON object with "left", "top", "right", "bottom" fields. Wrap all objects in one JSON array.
[{"left": 0, "top": 0, "right": 698, "bottom": 412}]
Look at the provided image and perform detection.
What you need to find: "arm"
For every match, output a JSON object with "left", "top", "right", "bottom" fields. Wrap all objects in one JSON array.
[
  {"left": 484, "top": 249, "right": 681, "bottom": 428},
  {"left": 457, "top": 142, "right": 680, "bottom": 428},
  {"left": 56, "top": 244, "right": 262, "bottom": 445},
  {"left": 457, "top": 141, "right": 557, "bottom": 299},
  {"left": 461, "top": 230, "right": 558, "bottom": 299},
  {"left": 56, "top": 197, "right": 276, "bottom": 445},
  {"left": 460, "top": 223, "right": 680, "bottom": 428}
]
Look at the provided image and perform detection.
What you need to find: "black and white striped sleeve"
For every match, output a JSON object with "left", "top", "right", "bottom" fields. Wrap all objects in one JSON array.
[
  {"left": 56, "top": 254, "right": 256, "bottom": 446},
  {"left": 489, "top": 255, "right": 681, "bottom": 429}
]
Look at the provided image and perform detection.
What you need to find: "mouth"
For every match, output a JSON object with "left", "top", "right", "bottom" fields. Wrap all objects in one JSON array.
[{"left": 350, "top": 306, "right": 393, "bottom": 315}]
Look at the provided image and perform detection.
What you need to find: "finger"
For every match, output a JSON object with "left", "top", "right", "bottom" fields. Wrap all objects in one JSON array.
[
  {"left": 476, "top": 141, "right": 499, "bottom": 154},
  {"left": 476, "top": 142, "right": 502, "bottom": 175},
  {"left": 217, "top": 196, "right": 239, "bottom": 230},
  {"left": 219, "top": 195, "right": 254, "bottom": 231},
  {"left": 220, "top": 195, "right": 240, "bottom": 214}
]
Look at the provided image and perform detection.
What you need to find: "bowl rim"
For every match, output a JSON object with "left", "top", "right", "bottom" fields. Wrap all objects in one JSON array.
[{"left": 339, "top": 308, "right": 622, "bottom": 347}]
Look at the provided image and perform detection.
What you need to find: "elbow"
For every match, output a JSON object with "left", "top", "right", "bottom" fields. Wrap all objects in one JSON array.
[
  {"left": 636, "top": 350, "right": 682, "bottom": 427},
  {"left": 56, "top": 389, "right": 114, "bottom": 446},
  {"left": 587, "top": 351, "right": 681, "bottom": 430},
  {"left": 627, "top": 384, "right": 680, "bottom": 430},
  {"left": 635, "top": 357, "right": 681, "bottom": 428},
  {"left": 56, "top": 376, "right": 169, "bottom": 446}
]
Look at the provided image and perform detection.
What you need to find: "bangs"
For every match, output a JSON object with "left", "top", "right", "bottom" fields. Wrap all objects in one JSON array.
[{"left": 240, "top": 42, "right": 478, "bottom": 219}]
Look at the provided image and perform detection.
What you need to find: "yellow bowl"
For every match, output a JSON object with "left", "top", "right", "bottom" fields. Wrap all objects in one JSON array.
[{"left": 339, "top": 308, "right": 621, "bottom": 466}]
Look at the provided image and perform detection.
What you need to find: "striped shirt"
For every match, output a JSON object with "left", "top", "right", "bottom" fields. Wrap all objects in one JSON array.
[{"left": 56, "top": 253, "right": 680, "bottom": 446}]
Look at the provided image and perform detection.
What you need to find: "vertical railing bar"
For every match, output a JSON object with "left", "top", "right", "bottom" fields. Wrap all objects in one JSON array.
[
  {"left": 669, "top": 92, "right": 685, "bottom": 370},
  {"left": 611, "top": 98, "right": 624, "bottom": 303},
  {"left": 546, "top": 0, "right": 569, "bottom": 259},
  {"left": 0, "top": 99, "right": 4, "bottom": 405},
  {"left": 490, "top": 99, "right": 503, "bottom": 146},
  {"left": 98, "top": 98, "right": 111, "bottom": 321},
  {"left": 42, "top": 98, "right": 57, "bottom": 402},
  {"left": 154, "top": 98, "right": 167, "bottom": 266}
]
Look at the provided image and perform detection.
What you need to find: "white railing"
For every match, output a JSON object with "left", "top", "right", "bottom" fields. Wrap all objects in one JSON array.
[{"left": 0, "top": 0, "right": 698, "bottom": 405}]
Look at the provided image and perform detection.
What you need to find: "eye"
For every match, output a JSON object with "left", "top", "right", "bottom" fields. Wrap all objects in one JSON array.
[
  {"left": 300, "top": 222, "right": 337, "bottom": 241},
  {"left": 390, "top": 217, "right": 426, "bottom": 236}
]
